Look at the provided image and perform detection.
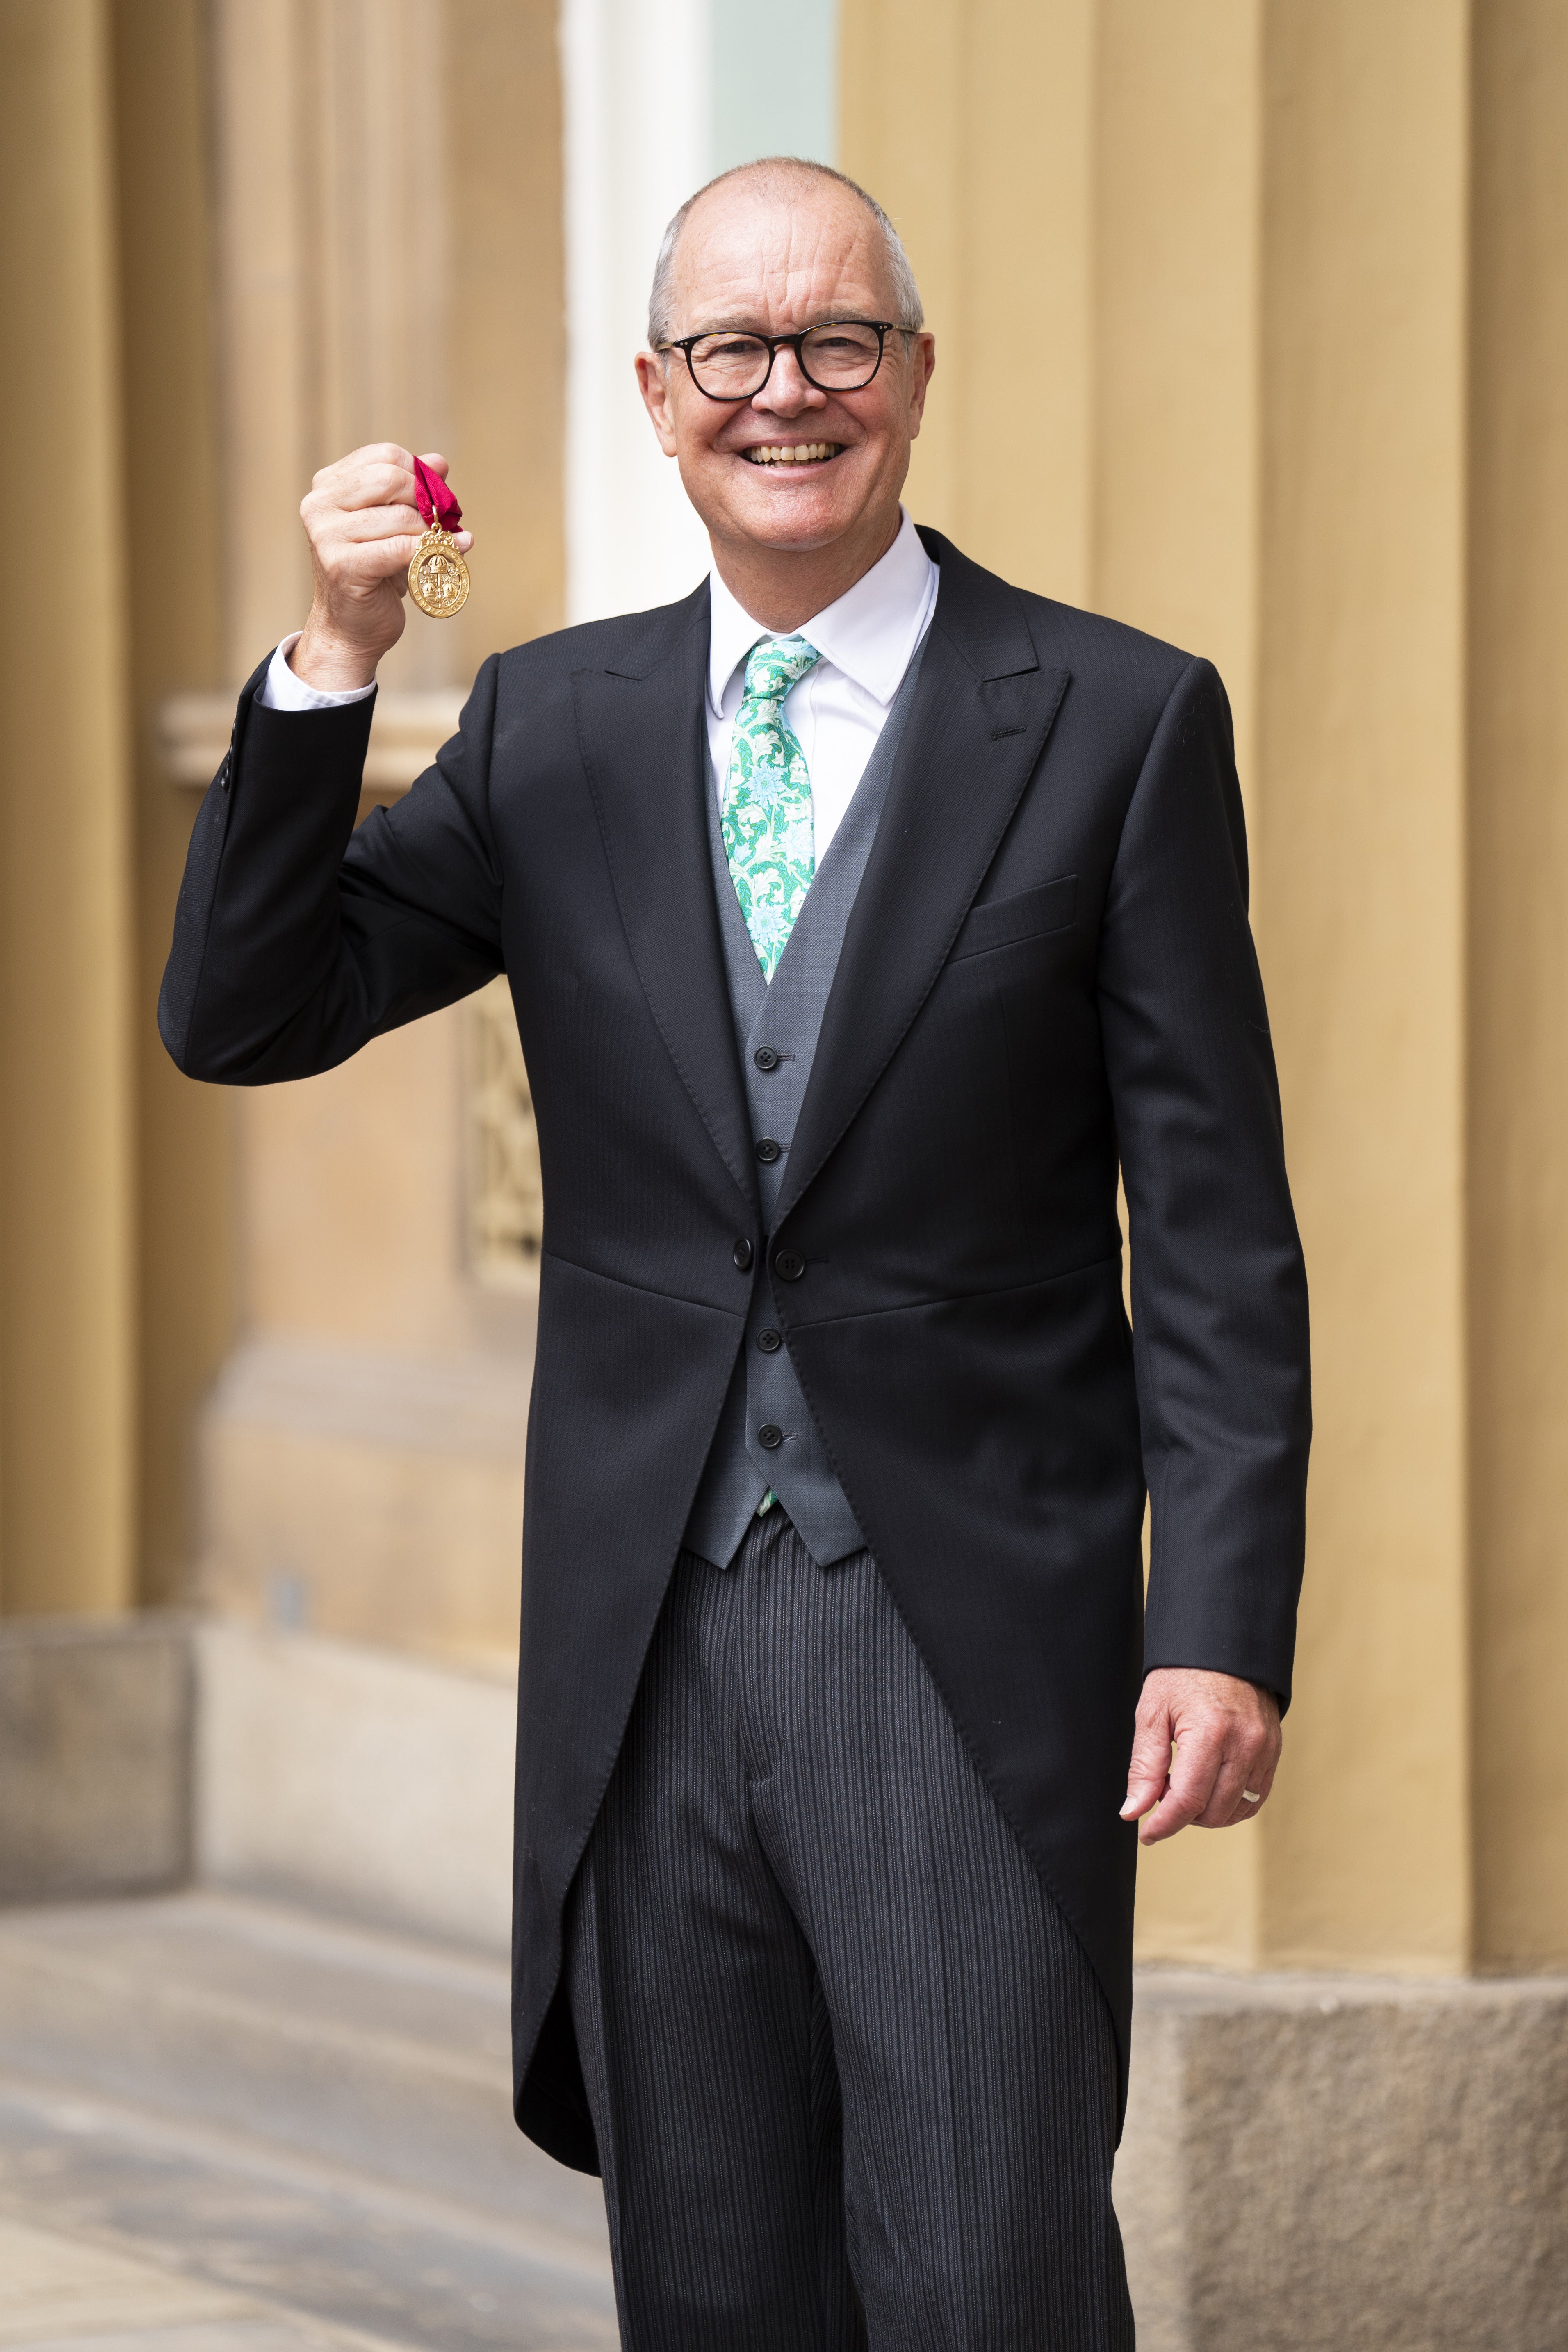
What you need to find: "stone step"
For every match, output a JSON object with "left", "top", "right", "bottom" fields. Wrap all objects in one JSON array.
[{"left": 0, "top": 1892, "right": 614, "bottom": 2352}]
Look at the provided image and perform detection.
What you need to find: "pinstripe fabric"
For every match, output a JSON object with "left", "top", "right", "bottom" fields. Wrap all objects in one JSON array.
[{"left": 565, "top": 1513, "right": 1134, "bottom": 2350}]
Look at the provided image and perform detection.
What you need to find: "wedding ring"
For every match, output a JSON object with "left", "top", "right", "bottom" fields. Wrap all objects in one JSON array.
[{"left": 1242, "top": 1789, "right": 1263, "bottom": 1803}]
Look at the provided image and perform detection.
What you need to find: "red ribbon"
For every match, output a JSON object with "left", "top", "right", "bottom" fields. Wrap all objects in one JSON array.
[{"left": 413, "top": 457, "right": 462, "bottom": 533}]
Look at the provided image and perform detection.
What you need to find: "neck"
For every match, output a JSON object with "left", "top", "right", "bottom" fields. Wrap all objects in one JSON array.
[{"left": 710, "top": 506, "right": 903, "bottom": 634}]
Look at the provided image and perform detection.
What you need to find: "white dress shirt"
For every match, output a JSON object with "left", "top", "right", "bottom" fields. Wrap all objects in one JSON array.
[
  {"left": 261, "top": 635, "right": 377, "bottom": 712},
  {"left": 260, "top": 509, "right": 938, "bottom": 867},
  {"left": 704, "top": 509, "right": 936, "bottom": 861}
]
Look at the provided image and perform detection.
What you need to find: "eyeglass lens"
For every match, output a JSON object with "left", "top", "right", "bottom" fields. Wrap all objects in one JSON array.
[{"left": 687, "top": 323, "right": 884, "bottom": 397}]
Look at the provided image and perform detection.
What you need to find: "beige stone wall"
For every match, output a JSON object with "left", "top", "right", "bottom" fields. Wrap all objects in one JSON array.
[
  {"left": 190, "top": 0, "right": 563, "bottom": 1664},
  {"left": 6, "top": 0, "right": 1568, "bottom": 1997},
  {"left": 114, "top": 0, "right": 234, "bottom": 1609},
  {"left": 843, "top": 0, "right": 1568, "bottom": 1977},
  {"left": 0, "top": 0, "right": 137, "bottom": 1616},
  {"left": 1468, "top": 0, "right": 1568, "bottom": 1976},
  {"left": 1255, "top": 0, "right": 1472, "bottom": 1978},
  {"left": 0, "top": 1, "right": 561, "bottom": 1659}
]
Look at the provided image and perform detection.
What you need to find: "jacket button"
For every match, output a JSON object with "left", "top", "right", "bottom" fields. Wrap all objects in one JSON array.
[
  {"left": 733, "top": 1239, "right": 754, "bottom": 1272},
  {"left": 758, "top": 1424, "right": 784, "bottom": 1450},
  {"left": 757, "top": 1328, "right": 782, "bottom": 1353},
  {"left": 755, "top": 1137, "right": 782, "bottom": 1164},
  {"left": 754, "top": 1046, "right": 779, "bottom": 1072},
  {"left": 773, "top": 1249, "right": 805, "bottom": 1282}
]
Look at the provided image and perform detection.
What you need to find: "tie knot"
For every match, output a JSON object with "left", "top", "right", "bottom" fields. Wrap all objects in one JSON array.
[{"left": 742, "top": 634, "right": 821, "bottom": 705}]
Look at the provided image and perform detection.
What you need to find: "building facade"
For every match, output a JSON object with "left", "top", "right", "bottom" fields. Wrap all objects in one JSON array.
[{"left": 3, "top": 4, "right": 1567, "bottom": 2341}]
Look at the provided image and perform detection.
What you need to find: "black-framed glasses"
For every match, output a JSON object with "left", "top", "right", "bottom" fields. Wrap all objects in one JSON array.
[{"left": 659, "top": 319, "right": 901, "bottom": 403}]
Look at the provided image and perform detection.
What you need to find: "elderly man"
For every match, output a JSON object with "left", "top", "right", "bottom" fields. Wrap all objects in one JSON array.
[{"left": 163, "top": 160, "right": 1309, "bottom": 2350}]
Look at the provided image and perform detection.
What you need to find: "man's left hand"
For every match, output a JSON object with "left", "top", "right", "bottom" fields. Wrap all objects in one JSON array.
[{"left": 1121, "top": 1668, "right": 1281, "bottom": 1844}]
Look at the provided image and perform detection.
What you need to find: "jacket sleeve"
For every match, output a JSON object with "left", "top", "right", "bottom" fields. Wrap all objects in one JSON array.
[
  {"left": 1096, "top": 655, "right": 1311, "bottom": 1706},
  {"left": 159, "top": 653, "right": 505, "bottom": 1084}
]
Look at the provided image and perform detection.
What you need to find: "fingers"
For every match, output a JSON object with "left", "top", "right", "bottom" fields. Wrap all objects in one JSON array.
[
  {"left": 333, "top": 508, "right": 474, "bottom": 556},
  {"left": 1124, "top": 1667, "right": 1281, "bottom": 1845},
  {"left": 289, "top": 443, "right": 469, "bottom": 682},
  {"left": 1196, "top": 1722, "right": 1281, "bottom": 1828},
  {"left": 305, "top": 467, "right": 417, "bottom": 532},
  {"left": 1120, "top": 1705, "right": 1176, "bottom": 1825},
  {"left": 307, "top": 448, "right": 451, "bottom": 511},
  {"left": 1138, "top": 1725, "right": 1217, "bottom": 1844},
  {"left": 323, "top": 534, "right": 424, "bottom": 585},
  {"left": 313, "top": 441, "right": 417, "bottom": 487},
  {"left": 1215, "top": 1734, "right": 1281, "bottom": 1826},
  {"left": 337, "top": 503, "right": 424, "bottom": 544},
  {"left": 1215, "top": 1766, "right": 1276, "bottom": 1828}
]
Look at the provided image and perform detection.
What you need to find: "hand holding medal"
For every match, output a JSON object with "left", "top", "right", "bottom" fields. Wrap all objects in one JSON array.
[
  {"left": 408, "top": 456, "right": 472, "bottom": 620},
  {"left": 290, "top": 444, "right": 476, "bottom": 691}
]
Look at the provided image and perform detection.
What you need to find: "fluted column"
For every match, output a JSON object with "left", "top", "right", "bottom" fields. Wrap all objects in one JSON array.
[
  {"left": 0, "top": 0, "right": 136, "bottom": 1616},
  {"left": 846, "top": 0, "right": 1483, "bottom": 1976}
]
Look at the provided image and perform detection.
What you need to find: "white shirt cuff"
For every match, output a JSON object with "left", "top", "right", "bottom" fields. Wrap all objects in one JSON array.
[{"left": 259, "top": 634, "right": 378, "bottom": 712}]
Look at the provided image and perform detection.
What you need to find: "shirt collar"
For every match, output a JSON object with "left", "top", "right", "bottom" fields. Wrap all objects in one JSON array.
[{"left": 706, "top": 510, "right": 938, "bottom": 718}]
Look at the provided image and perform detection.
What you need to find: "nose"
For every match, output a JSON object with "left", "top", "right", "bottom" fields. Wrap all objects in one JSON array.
[{"left": 751, "top": 344, "right": 827, "bottom": 417}]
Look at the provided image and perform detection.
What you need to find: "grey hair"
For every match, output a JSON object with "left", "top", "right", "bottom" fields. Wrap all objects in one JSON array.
[{"left": 646, "top": 157, "right": 924, "bottom": 349}]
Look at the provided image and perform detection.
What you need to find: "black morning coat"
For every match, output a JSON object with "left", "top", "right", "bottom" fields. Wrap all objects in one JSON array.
[{"left": 161, "top": 528, "right": 1310, "bottom": 2161}]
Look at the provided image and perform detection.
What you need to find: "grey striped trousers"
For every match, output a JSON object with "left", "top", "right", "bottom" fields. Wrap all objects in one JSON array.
[{"left": 564, "top": 1511, "right": 1135, "bottom": 2350}]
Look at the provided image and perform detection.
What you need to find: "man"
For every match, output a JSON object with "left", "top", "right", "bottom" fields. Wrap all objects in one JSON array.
[{"left": 163, "top": 160, "right": 1309, "bottom": 2348}]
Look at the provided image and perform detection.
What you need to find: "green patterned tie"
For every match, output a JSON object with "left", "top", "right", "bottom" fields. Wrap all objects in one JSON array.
[{"left": 722, "top": 635, "right": 823, "bottom": 982}]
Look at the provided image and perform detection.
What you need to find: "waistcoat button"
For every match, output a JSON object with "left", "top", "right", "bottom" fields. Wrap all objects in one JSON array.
[
  {"left": 754, "top": 1046, "right": 779, "bottom": 1071},
  {"left": 758, "top": 1424, "right": 784, "bottom": 1450},
  {"left": 755, "top": 1137, "right": 782, "bottom": 1164},
  {"left": 733, "top": 1238, "right": 754, "bottom": 1272},
  {"left": 757, "top": 1328, "right": 782, "bottom": 1352},
  {"left": 773, "top": 1249, "right": 805, "bottom": 1281}
]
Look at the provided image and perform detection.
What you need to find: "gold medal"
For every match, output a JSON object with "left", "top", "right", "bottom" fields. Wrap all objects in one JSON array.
[{"left": 408, "top": 526, "right": 470, "bottom": 619}]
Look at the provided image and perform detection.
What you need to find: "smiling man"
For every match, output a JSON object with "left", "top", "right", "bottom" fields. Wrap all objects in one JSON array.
[{"left": 162, "top": 161, "right": 1310, "bottom": 2350}]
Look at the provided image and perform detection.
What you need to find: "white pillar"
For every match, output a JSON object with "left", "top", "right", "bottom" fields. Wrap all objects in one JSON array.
[
  {"left": 560, "top": 0, "right": 841, "bottom": 623},
  {"left": 561, "top": 0, "right": 713, "bottom": 622}
]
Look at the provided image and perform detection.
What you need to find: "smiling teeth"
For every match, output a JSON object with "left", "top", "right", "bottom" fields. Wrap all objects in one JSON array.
[{"left": 745, "top": 442, "right": 840, "bottom": 465}]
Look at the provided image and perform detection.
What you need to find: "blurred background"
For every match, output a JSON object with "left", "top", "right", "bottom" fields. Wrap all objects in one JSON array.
[{"left": 0, "top": 3, "right": 1565, "bottom": 2348}]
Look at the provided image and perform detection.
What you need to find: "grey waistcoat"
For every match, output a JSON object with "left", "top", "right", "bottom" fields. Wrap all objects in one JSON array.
[{"left": 681, "top": 640, "right": 928, "bottom": 1568}]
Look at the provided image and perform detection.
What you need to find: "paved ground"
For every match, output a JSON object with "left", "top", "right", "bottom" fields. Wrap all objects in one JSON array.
[{"left": 0, "top": 1892, "right": 617, "bottom": 2351}]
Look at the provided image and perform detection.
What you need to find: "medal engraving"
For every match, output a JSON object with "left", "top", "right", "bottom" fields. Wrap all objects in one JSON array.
[{"left": 408, "top": 526, "right": 470, "bottom": 619}]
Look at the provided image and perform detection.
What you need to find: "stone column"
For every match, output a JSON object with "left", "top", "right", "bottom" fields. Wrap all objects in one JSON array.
[
  {"left": 1091, "top": 0, "right": 1269, "bottom": 1963},
  {"left": 846, "top": 0, "right": 1477, "bottom": 1982},
  {"left": 1468, "top": 0, "right": 1568, "bottom": 1978},
  {"left": 183, "top": 0, "right": 568, "bottom": 1665},
  {"left": 560, "top": 0, "right": 712, "bottom": 621},
  {"left": 0, "top": 0, "right": 136, "bottom": 1615},
  {"left": 843, "top": 0, "right": 1568, "bottom": 2338},
  {"left": 114, "top": 0, "right": 232, "bottom": 1609},
  {"left": 558, "top": 0, "right": 840, "bottom": 624},
  {"left": 1256, "top": 0, "right": 1473, "bottom": 1978}
]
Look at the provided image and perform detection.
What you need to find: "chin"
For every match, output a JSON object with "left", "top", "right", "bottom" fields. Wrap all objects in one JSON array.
[
  {"left": 729, "top": 483, "right": 866, "bottom": 552},
  {"left": 683, "top": 449, "right": 885, "bottom": 554},
  {"left": 741, "top": 515, "right": 852, "bottom": 554}
]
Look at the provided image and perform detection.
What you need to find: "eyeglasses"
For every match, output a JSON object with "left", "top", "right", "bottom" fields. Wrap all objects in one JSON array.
[{"left": 659, "top": 319, "right": 902, "bottom": 403}]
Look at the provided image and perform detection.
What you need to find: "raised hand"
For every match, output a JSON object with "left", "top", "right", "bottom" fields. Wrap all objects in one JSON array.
[{"left": 289, "top": 444, "right": 475, "bottom": 691}]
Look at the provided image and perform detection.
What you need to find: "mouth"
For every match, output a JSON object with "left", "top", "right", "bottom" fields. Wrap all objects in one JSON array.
[{"left": 741, "top": 442, "right": 845, "bottom": 467}]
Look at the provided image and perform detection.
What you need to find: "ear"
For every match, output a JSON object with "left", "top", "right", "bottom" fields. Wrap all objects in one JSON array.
[
  {"left": 635, "top": 350, "right": 680, "bottom": 457},
  {"left": 905, "top": 332, "right": 936, "bottom": 443}
]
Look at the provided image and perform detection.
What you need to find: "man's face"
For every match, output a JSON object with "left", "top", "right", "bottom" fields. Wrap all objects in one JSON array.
[{"left": 635, "top": 178, "right": 934, "bottom": 567}]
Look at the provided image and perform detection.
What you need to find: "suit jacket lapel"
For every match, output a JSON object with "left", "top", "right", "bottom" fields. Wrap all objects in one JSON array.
[
  {"left": 573, "top": 585, "right": 759, "bottom": 1216},
  {"left": 774, "top": 540, "right": 1070, "bottom": 1230}
]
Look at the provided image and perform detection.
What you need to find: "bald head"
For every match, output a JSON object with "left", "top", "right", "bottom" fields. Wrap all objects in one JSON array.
[
  {"left": 632, "top": 155, "right": 936, "bottom": 631},
  {"left": 647, "top": 159, "right": 923, "bottom": 350}
]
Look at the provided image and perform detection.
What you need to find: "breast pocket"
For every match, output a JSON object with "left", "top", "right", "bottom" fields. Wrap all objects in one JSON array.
[{"left": 948, "top": 874, "right": 1078, "bottom": 963}]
